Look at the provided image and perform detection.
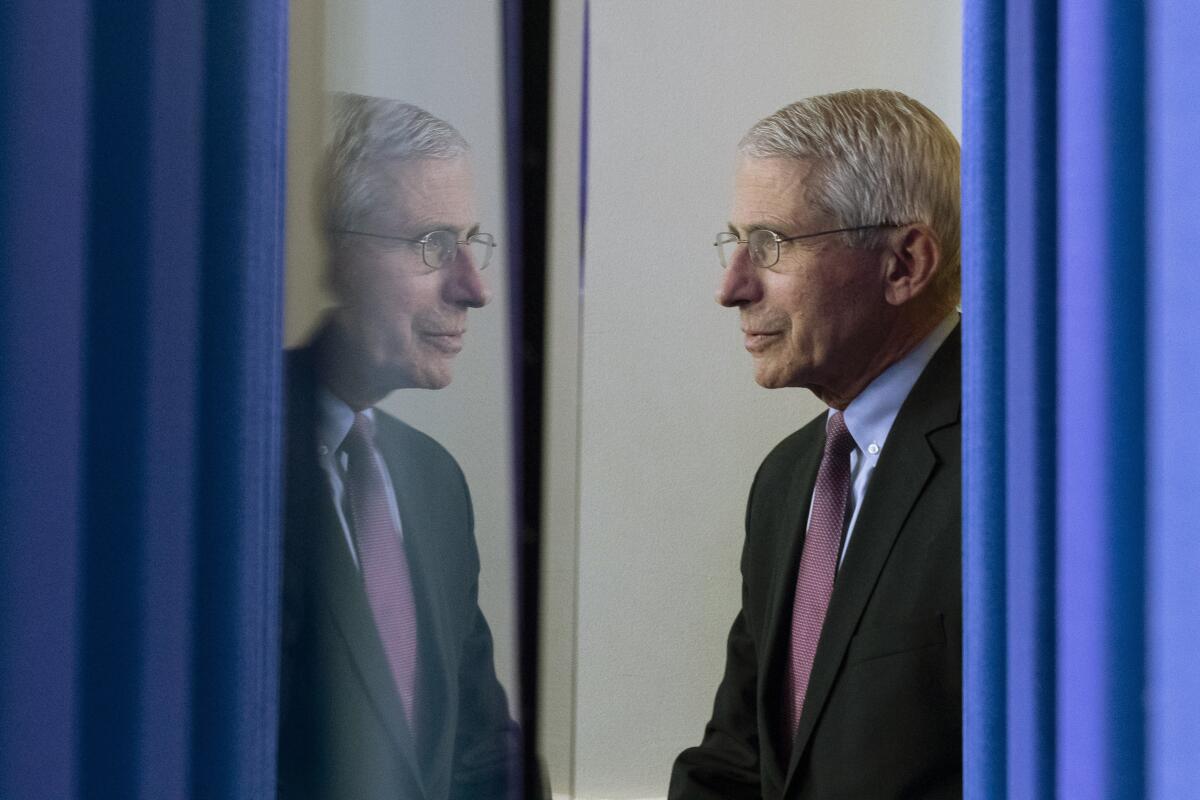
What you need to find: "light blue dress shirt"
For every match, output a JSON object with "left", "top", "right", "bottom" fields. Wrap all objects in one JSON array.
[
  {"left": 315, "top": 388, "right": 407, "bottom": 570},
  {"left": 817, "top": 312, "right": 959, "bottom": 566}
]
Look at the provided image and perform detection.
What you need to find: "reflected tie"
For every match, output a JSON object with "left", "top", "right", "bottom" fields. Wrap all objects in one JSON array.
[
  {"left": 341, "top": 412, "right": 418, "bottom": 724},
  {"left": 784, "top": 410, "right": 855, "bottom": 749}
]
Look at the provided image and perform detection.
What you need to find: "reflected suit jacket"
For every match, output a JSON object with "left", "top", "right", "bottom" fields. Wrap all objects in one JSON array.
[
  {"left": 278, "top": 345, "right": 517, "bottom": 800},
  {"left": 670, "top": 325, "right": 962, "bottom": 800}
]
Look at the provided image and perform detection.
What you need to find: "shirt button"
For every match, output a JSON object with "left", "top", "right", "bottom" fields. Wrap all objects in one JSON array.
[
  {"left": 867, "top": 442, "right": 880, "bottom": 455},
  {"left": 317, "top": 444, "right": 330, "bottom": 456}
]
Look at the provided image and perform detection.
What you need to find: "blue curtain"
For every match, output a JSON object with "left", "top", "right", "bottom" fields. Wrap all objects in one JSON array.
[
  {"left": 964, "top": 0, "right": 1200, "bottom": 797},
  {"left": 0, "top": 1, "right": 287, "bottom": 797}
]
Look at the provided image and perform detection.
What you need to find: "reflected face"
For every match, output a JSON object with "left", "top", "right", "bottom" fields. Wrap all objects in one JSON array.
[
  {"left": 333, "top": 157, "right": 492, "bottom": 390},
  {"left": 717, "top": 157, "right": 887, "bottom": 395}
]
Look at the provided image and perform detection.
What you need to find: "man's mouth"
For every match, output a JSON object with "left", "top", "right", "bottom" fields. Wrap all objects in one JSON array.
[
  {"left": 742, "top": 329, "right": 782, "bottom": 352},
  {"left": 419, "top": 329, "right": 466, "bottom": 352}
]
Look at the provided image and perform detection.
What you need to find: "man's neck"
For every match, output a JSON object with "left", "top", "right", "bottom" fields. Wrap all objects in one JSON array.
[
  {"left": 810, "top": 312, "right": 948, "bottom": 410},
  {"left": 314, "top": 321, "right": 389, "bottom": 412}
]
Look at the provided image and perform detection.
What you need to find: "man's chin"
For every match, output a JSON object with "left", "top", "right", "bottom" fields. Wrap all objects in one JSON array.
[
  {"left": 370, "top": 358, "right": 455, "bottom": 393},
  {"left": 752, "top": 360, "right": 788, "bottom": 390},
  {"left": 753, "top": 361, "right": 808, "bottom": 391},
  {"left": 407, "top": 358, "right": 456, "bottom": 391}
]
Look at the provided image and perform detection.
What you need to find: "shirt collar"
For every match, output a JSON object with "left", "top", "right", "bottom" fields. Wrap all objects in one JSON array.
[
  {"left": 835, "top": 311, "right": 959, "bottom": 462},
  {"left": 316, "top": 387, "right": 374, "bottom": 456}
]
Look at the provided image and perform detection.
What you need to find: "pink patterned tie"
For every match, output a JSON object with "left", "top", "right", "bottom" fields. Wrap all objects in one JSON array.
[
  {"left": 341, "top": 412, "right": 419, "bottom": 724},
  {"left": 784, "top": 410, "right": 855, "bottom": 748}
]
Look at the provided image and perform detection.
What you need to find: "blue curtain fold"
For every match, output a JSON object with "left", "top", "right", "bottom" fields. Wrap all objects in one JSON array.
[
  {"left": 1146, "top": 1, "right": 1200, "bottom": 797},
  {"left": 962, "top": 0, "right": 1007, "bottom": 793},
  {"left": 964, "top": 0, "right": 1200, "bottom": 797},
  {"left": 0, "top": 1, "right": 287, "bottom": 797}
]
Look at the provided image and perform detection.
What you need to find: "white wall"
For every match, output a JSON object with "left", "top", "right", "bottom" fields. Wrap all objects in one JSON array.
[{"left": 572, "top": 3, "right": 962, "bottom": 797}]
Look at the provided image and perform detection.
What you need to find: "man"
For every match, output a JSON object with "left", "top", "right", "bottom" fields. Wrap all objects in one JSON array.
[
  {"left": 670, "top": 89, "right": 962, "bottom": 799},
  {"left": 278, "top": 95, "right": 517, "bottom": 800}
]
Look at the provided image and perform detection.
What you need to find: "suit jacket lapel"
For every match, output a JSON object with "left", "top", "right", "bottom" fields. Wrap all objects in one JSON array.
[
  {"left": 783, "top": 326, "right": 961, "bottom": 788},
  {"left": 309, "top": 470, "right": 428, "bottom": 789},
  {"left": 377, "top": 422, "right": 456, "bottom": 791}
]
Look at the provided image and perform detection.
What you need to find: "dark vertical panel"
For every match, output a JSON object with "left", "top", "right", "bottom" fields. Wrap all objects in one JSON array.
[
  {"left": 1057, "top": 0, "right": 1145, "bottom": 795},
  {"left": 502, "top": 0, "right": 552, "bottom": 796},
  {"left": 962, "top": 0, "right": 1008, "bottom": 796},
  {"left": 79, "top": 2, "right": 154, "bottom": 795},
  {"left": 1004, "top": 0, "right": 1057, "bottom": 795},
  {"left": 0, "top": 2, "right": 90, "bottom": 797},
  {"left": 191, "top": 0, "right": 287, "bottom": 796},
  {"left": 1147, "top": 0, "right": 1200, "bottom": 796}
]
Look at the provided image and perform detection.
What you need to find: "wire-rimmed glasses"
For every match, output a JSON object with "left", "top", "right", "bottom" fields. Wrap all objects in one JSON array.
[
  {"left": 714, "top": 224, "right": 906, "bottom": 272},
  {"left": 340, "top": 228, "right": 497, "bottom": 271}
]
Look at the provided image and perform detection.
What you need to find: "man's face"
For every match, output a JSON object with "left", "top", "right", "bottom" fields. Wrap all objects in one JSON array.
[
  {"left": 333, "top": 157, "right": 491, "bottom": 391},
  {"left": 717, "top": 157, "right": 889, "bottom": 397}
]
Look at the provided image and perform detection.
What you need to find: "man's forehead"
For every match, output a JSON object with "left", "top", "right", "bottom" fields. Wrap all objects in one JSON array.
[
  {"left": 730, "top": 156, "right": 823, "bottom": 231},
  {"left": 383, "top": 157, "right": 478, "bottom": 232}
]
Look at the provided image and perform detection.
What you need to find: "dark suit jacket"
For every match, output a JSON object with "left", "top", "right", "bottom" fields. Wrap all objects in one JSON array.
[
  {"left": 670, "top": 326, "right": 962, "bottom": 800},
  {"left": 278, "top": 346, "right": 517, "bottom": 800}
]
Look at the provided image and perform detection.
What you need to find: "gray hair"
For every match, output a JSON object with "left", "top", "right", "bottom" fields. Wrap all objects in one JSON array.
[
  {"left": 739, "top": 89, "right": 961, "bottom": 305},
  {"left": 320, "top": 93, "right": 469, "bottom": 240}
]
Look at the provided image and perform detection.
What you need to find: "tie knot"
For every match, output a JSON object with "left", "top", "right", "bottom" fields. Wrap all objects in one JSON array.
[
  {"left": 824, "top": 411, "right": 855, "bottom": 459},
  {"left": 342, "top": 411, "right": 376, "bottom": 456}
]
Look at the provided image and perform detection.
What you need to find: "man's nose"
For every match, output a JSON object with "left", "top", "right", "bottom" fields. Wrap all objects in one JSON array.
[
  {"left": 715, "top": 247, "right": 762, "bottom": 307},
  {"left": 442, "top": 250, "right": 492, "bottom": 308}
]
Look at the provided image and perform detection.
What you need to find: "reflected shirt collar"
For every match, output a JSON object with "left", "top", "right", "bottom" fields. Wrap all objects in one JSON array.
[
  {"left": 316, "top": 387, "right": 374, "bottom": 455},
  {"left": 838, "top": 311, "right": 959, "bottom": 460}
]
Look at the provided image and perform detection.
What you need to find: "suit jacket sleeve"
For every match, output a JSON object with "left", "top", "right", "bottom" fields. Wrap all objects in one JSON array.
[{"left": 448, "top": 479, "right": 520, "bottom": 800}]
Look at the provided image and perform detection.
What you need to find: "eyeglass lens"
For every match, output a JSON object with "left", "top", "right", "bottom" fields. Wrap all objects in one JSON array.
[
  {"left": 422, "top": 231, "right": 494, "bottom": 270},
  {"left": 716, "top": 230, "right": 778, "bottom": 269}
]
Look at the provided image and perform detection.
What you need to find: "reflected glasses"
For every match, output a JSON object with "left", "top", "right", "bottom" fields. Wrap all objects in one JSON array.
[
  {"left": 340, "top": 228, "right": 496, "bottom": 271},
  {"left": 714, "top": 224, "right": 905, "bottom": 272}
]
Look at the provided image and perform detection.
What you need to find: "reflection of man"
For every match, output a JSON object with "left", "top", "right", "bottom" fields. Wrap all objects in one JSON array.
[
  {"left": 279, "top": 95, "right": 516, "bottom": 800},
  {"left": 670, "top": 90, "right": 962, "bottom": 799}
]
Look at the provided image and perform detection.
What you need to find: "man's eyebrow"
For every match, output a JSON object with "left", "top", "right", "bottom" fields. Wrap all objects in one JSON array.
[
  {"left": 407, "top": 222, "right": 479, "bottom": 237},
  {"left": 727, "top": 221, "right": 780, "bottom": 236}
]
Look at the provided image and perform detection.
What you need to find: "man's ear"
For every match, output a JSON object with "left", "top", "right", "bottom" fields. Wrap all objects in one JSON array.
[{"left": 882, "top": 224, "right": 941, "bottom": 306}]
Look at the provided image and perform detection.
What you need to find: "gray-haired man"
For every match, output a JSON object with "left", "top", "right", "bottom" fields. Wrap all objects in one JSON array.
[
  {"left": 279, "top": 95, "right": 516, "bottom": 800},
  {"left": 671, "top": 89, "right": 962, "bottom": 799}
]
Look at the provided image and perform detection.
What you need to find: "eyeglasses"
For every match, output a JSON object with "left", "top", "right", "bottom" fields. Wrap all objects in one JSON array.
[
  {"left": 339, "top": 228, "right": 496, "bottom": 271},
  {"left": 713, "top": 224, "right": 906, "bottom": 272}
]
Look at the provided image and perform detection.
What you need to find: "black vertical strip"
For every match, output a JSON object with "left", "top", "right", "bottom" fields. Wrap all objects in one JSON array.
[
  {"left": 501, "top": 1, "right": 551, "bottom": 797},
  {"left": 192, "top": 2, "right": 248, "bottom": 795},
  {"left": 79, "top": 1, "right": 152, "bottom": 796}
]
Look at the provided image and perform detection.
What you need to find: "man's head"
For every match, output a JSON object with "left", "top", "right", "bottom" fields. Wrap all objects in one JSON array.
[
  {"left": 717, "top": 89, "right": 960, "bottom": 407},
  {"left": 319, "top": 94, "right": 492, "bottom": 396}
]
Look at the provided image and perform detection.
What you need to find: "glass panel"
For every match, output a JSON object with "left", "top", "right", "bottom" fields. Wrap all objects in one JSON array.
[{"left": 283, "top": 2, "right": 518, "bottom": 796}]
